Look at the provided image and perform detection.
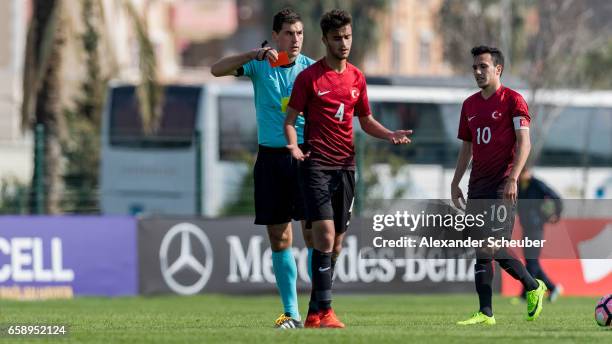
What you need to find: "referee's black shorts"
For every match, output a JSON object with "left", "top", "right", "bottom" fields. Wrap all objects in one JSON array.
[{"left": 253, "top": 145, "right": 305, "bottom": 225}]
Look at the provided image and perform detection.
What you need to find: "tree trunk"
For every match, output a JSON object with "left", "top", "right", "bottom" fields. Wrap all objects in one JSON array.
[{"left": 27, "top": 0, "right": 66, "bottom": 214}]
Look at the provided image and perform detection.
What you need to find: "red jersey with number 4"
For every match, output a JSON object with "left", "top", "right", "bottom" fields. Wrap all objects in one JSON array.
[
  {"left": 457, "top": 86, "right": 530, "bottom": 198},
  {"left": 288, "top": 59, "right": 371, "bottom": 169}
]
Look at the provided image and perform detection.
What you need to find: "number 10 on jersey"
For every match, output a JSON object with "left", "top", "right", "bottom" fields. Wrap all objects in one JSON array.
[{"left": 476, "top": 126, "right": 491, "bottom": 144}]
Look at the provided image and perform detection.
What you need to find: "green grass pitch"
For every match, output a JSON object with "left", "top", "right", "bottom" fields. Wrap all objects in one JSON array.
[{"left": 0, "top": 294, "right": 608, "bottom": 343}]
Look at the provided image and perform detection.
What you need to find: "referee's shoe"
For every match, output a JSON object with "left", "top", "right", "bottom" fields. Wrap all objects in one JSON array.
[{"left": 274, "top": 313, "right": 303, "bottom": 329}]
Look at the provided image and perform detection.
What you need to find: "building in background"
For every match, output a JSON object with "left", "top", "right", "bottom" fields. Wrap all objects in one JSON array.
[
  {"left": 182, "top": 0, "right": 453, "bottom": 79},
  {"left": 364, "top": 0, "right": 452, "bottom": 76},
  {"left": 0, "top": 0, "right": 30, "bottom": 182},
  {"left": 178, "top": 0, "right": 255, "bottom": 81}
]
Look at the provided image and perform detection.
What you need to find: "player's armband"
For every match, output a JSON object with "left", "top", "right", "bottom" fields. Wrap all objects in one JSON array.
[{"left": 513, "top": 116, "right": 529, "bottom": 130}]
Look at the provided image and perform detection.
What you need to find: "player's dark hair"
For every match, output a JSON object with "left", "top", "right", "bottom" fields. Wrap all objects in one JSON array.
[
  {"left": 320, "top": 9, "right": 352, "bottom": 36},
  {"left": 272, "top": 8, "right": 302, "bottom": 33},
  {"left": 471, "top": 45, "right": 505, "bottom": 70}
]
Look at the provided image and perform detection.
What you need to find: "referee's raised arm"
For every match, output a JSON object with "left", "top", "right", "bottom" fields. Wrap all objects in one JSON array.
[{"left": 210, "top": 47, "right": 278, "bottom": 77}]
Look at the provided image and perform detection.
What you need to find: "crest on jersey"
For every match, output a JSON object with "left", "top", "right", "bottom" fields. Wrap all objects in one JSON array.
[
  {"left": 351, "top": 88, "right": 359, "bottom": 99},
  {"left": 491, "top": 110, "right": 502, "bottom": 120}
]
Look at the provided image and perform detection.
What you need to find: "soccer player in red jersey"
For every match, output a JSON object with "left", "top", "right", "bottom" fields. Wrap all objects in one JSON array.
[
  {"left": 451, "top": 46, "right": 547, "bottom": 325},
  {"left": 284, "top": 9, "right": 412, "bottom": 328}
]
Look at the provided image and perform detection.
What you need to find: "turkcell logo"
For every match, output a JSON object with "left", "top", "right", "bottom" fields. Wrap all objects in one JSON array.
[{"left": 0, "top": 237, "right": 74, "bottom": 283}]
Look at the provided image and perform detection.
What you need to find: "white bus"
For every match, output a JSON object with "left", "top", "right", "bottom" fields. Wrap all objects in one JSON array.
[{"left": 100, "top": 80, "right": 612, "bottom": 216}]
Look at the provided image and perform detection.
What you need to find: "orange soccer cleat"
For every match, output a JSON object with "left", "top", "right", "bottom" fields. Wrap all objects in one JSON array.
[
  {"left": 318, "top": 308, "right": 345, "bottom": 328},
  {"left": 304, "top": 310, "right": 321, "bottom": 328}
]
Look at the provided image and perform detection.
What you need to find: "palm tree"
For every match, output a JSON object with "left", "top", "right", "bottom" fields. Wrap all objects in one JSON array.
[
  {"left": 124, "top": 1, "right": 163, "bottom": 135},
  {"left": 22, "top": 0, "right": 66, "bottom": 214},
  {"left": 21, "top": 0, "right": 161, "bottom": 214}
]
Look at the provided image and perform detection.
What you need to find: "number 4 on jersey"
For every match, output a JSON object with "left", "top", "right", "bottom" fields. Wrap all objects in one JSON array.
[{"left": 334, "top": 103, "right": 345, "bottom": 122}]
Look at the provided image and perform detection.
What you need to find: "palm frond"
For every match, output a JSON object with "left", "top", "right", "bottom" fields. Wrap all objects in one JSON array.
[{"left": 124, "top": 1, "right": 163, "bottom": 135}]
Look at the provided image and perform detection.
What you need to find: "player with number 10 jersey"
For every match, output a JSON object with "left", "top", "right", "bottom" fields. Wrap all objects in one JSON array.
[
  {"left": 458, "top": 85, "right": 530, "bottom": 198},
  {"left": 452, "top": 46, "right": 546, "bottom": 327}
]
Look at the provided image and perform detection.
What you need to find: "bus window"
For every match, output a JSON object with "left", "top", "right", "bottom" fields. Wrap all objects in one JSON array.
[
  {"left": 218, "top": 95, "right": 257, "bottom": 161},
  {"left": 537, "top": 106, "right": 612, "bottom": 166},
  {"left": 440, "top": 103, "right": 462, "bottom": 148},
  {"left": 368, "top": 102, "right": 461, "bottom": 166},
  {"left": 109, "top": 86, "right": 200, "bottom": 148}
]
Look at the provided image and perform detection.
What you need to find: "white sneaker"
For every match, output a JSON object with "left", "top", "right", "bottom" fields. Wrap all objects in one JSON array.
[{"left": 549, "top": 284, "right": 563, "bottom": 302}]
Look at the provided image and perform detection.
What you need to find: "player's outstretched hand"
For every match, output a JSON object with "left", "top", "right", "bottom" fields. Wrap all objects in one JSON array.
[
  {"left": 287, "top": 144, "right": 309, "bottom": 161},
  {"left": 389, "top": 129, "right": 413, "bottom": 145},
  {"left": 503, "top": 178, "right": 518, "bottom": 204},
  {"left": 451, "top": 184, "right": 466, "bottom": 210}
]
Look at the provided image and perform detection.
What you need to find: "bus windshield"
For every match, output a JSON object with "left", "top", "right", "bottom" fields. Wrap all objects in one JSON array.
[{"left": 109, "top": 85, "right": 201, "bottom": 148}]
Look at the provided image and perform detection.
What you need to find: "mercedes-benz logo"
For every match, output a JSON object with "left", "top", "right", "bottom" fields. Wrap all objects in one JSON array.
[{"left": 159, "top": 222, "right": 213, "bottom": 295}]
